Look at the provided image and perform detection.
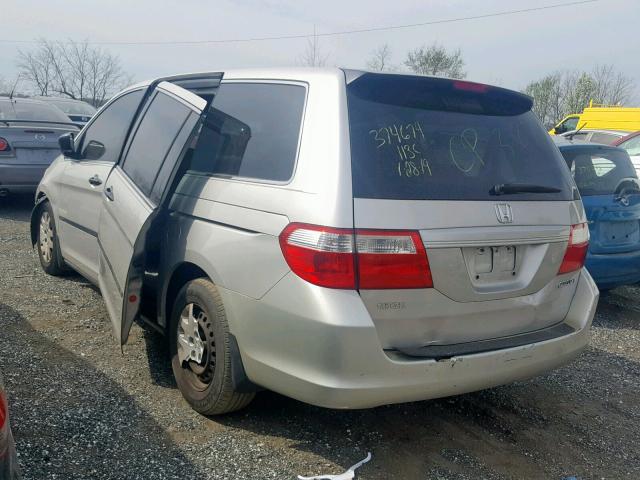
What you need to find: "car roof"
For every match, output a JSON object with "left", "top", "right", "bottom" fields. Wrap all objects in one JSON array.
[
  {"left": 126, "top": 67, "right": 351, "bottom": 90},
  {"left": 560, "top": 128, "right": 628, "bottom": 136},
  {"left": 554, "top": 136, "right": 626, "bottom": 152},
  {"left": 122, "top": 67, "right": 525, "bottom": 97}
]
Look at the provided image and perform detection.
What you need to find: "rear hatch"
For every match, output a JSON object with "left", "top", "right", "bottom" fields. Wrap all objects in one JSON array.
[
  {"left": 560, "top": 144, "right": 640, "bottom": 255},
  {"left": 346, "top": 73, "right": 582, "bottom": 351}
]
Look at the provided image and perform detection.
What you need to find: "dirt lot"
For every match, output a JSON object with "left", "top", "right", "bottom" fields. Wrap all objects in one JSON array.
[{"left": 0, "top": 194, "right": 639, "bottom": 480}]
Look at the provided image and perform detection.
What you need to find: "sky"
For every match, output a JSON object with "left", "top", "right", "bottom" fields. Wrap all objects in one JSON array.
[{"left": 1, "top": 0, "right": 638, "bottom": 98}]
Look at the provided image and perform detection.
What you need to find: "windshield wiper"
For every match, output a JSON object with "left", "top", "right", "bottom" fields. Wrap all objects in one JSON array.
[{"left": 489, "top": 183, "right": 562, "bottom": 195}]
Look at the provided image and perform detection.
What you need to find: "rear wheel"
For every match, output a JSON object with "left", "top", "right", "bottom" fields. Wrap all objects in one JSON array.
[
  {"left": 169, "top": 278, "right": 254, "bottom": 415},
  {"left": 37, "top": 202, "right": 67, "bottom": 276}
]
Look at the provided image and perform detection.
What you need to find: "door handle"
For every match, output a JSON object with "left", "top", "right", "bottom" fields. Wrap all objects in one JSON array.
[
  {"left": 104, "top": 186, "right": 114, "bottom": 201},
  {"left": 88, "top": 175, "right": 102, "bottom": 186}
]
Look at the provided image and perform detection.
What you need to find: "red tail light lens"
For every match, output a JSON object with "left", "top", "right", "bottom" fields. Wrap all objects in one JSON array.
[
  {"left": 558, "top": 223, "right": 589, "bottom": 274},
  {"left": 356, "top": 230, "right": 433, "bottom": 289},
  {"left": 0, "top": 392, "right": 7, "bottom": 432},
  {"left": 0, "top": 137, "right": 9, "bottom": 152},
  {"left": 279, "top": 224, "right": 432, "bottom": 289},
  {"left": 279, "top": 224, "right": 356, "bottom": 289}
]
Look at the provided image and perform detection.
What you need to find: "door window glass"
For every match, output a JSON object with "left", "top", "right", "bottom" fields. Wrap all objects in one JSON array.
[
  {"left": 186, "top": 83, "right": 306, "bottom": 182},
  {"left": 78, "top": 89, "right": 145, "bottom": 162},
  {"left": 563, "top": 117, "right": 579, "bottom": 132},
  {"left": 122, "top": 92, "right": 192, "bottom": 196}
]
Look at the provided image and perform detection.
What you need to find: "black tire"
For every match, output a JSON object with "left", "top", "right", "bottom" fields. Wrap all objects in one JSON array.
[
  {"left": 36, "top": 201, "right": 67, "bottom": 276},
  {"left": 169, "top": 278, "right": 255, "bottom": 415}
]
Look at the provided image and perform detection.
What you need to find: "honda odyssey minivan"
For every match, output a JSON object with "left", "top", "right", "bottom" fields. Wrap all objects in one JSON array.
[{"left": 32, "top": 68, "right": 599, "bottom": 414}]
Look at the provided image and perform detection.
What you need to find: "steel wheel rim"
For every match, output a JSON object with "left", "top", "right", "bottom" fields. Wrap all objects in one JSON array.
[
  {"left": 39, "top": 211, "right": 54, "bottom": 264},
  {"left": 177, "top": 302, "right": 216, "bottom": 390}
]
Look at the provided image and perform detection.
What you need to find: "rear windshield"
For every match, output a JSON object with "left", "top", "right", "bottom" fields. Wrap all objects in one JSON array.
[
  {"left": 346, "top": 73, "right": 574, "bottom": 201},
  {"left": 0, "top": 99, "right": 71, "bottom": 123},
  {"left": 47, "top": 99, "right": 96, "bottom": 115},
  {"left": 559, "top": 146, "right": 637, "bottom": 196}
]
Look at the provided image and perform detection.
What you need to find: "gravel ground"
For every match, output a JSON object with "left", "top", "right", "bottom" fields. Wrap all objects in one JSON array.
[{"left": 0, "top": 193, "right": 639, "bottom": 480}]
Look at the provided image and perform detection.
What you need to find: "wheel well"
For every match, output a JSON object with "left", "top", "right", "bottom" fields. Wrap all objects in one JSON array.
[
  {"left": 164, "top": 262, "right": 208, "bottom": 328},
  {"left": 30, "top": 194, "right": 48, "bottom": 246}
]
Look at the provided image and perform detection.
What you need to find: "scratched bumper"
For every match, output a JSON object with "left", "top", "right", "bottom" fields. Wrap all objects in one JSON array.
[{"left": 224, "top": 269, "right": 599, "bottom": 409}]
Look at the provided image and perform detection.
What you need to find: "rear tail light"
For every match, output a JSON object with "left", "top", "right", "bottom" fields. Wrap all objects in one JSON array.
[
  {"left": 0, "top": 137, "right": 9, "bottom": 152},
  {"left": 279, "top": 223, "right": 433, "bottom": 289},
  {"left": 279, "top": 224, "right": 355, "bottom": 289},
  {"left": 356, "top": 230, "right": 432, "bottom": 289},
  {"left": 558, "top": 223, "right": 589, "bottom": 274},
  {"left": 0, "top": 392, "right": 7, "bottom": 432}
]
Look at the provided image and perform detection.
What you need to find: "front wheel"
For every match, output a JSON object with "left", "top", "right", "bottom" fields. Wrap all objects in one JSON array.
[
  {"left": 169, "top": 278, "right": 255, "bottom": 415},
  {"left": 37, "top": 202, "right": 67, "bottom": 276}
]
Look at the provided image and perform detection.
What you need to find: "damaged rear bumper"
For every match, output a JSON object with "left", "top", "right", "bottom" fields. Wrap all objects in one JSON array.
[{"left": 227, "top": 269, "right": 599, "bottom": 409}]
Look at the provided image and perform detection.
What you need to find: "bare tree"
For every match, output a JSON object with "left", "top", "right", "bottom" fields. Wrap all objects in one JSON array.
[
  {"left": 17, "top": 38, "right": 130, "bottom": 106},
  {"left": 404, "top": 43, "right": 466, "bottom": 78},
  {"left": 366, "top": 44, "right": 395, "bottom": 72},
  {"left": 524, "top": 65, "right": 636, "bottom": 127},
  {"left": 590, "top": 64, "right": 635, "bottom": 105},
  {"left": 16, "top": 46, "right": 56, "bottom": 96},
  {"left": 297, "top": 27, "right": 329, "bottom": 67}
]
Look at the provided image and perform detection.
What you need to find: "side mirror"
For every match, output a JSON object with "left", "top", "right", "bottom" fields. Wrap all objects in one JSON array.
[
  {"left": 554, "top": 126, "right": 564, "bottom": 135},
  {"left": 83, "top": 140, "right": 106, "bottom": 160},
  {"left": 58, "top": 132, "right": 76, "bottom": 156}
]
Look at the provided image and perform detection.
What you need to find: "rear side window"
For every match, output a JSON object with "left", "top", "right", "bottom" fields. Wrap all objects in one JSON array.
[
  {"left": 79, "top": 89, "right": 145, "bottom": 162},
  {"left": 122, "top": 92, "right": 192, "bottom": 196},
  {"left": 347, "top": 73, "right": 574, "bottom": 201},
  {"left": 187, "top": 83, "right": 305, "bottom": 182},
  {"left": 559, "top": 147, "right": 637, "bottom": 196}
]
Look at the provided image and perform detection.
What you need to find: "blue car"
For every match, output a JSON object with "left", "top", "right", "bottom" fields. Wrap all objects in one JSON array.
[{"left": 556, "top": 138, "right": 640, "bottom": 289}]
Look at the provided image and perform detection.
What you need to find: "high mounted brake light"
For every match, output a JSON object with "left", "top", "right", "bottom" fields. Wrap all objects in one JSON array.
[
  {"left": 279, "top": 223, "right": 433, "bottom": 289},
  {"left": 452, "top": 80, "right": 490, "bottom": 93},
  {"left": 558, "top": 223, "right": 589, "bottom": 274}
]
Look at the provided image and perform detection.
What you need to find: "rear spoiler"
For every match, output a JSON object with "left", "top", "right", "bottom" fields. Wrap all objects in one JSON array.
[
  {"left": 0, "top": 119, "right": 79, "bottom": 129},
  {"left": 345, "top": 72, "right": 533, "bottom": 116}
]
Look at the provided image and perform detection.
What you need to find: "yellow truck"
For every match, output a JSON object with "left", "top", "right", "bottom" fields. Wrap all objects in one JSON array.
[{"left": 549, "top": 102, "right": 640, "bottom": 135}]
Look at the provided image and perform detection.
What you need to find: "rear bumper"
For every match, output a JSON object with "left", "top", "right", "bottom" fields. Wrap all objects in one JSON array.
[
  {"left": 0, "top": 163, "right": 48, "bottom": 192},
  {"left": 224, "top": 269, "right": 599, "bottom": 409},
  {"left": 586, "top": 249, "right": 640, "bottom": 289}
]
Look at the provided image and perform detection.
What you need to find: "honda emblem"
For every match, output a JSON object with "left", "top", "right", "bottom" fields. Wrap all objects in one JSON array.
[{"left": 495, "top": 203, "right": 513, "bottom": 224}]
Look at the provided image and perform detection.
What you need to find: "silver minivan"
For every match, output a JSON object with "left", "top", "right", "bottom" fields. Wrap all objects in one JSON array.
[{"left": 32, "top": 68, "right": 599, "bottom": 414}]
